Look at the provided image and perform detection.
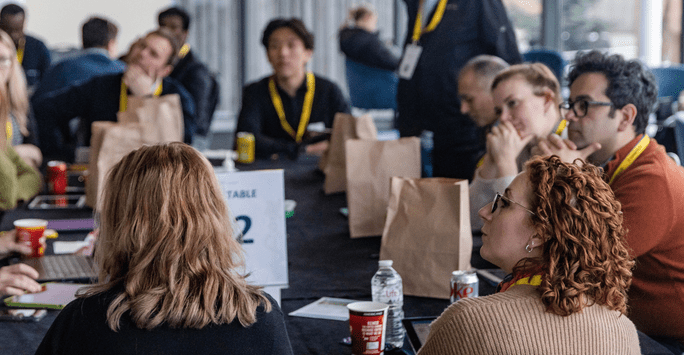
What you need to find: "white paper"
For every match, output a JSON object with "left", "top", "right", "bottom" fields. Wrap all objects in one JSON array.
[
  {"left": 288, "top": 297, "right": 358, "bottom": 321},
  {"left": 53, "top": 241, "right": 89, "bottom": 254}
]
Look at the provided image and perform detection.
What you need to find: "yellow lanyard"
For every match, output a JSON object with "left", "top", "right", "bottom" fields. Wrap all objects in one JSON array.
[
  {"left": 412, "top": 0, "right": 448, "bottom": 43},
  {"left": 555, "top": 119, "right": 568, "bottom": 135},
  {"left": 510, "top": 274, "right": 543, "bottom": 288},
  {"left": 268, "top": 72, "right": 315, "bottom": 143},
  {"left": 608, "top": 135, "right": 650, "bottom": 186},
  {"left": 5, "top": 121, "right": 11, "bottom": 140},
  {"left": 179, "top": 44, "right": 190, "bottom": 59},
  {"left": 16, "top": 39, "right": 24, "bottom": 64},
  {"left": 119, "top": 79, "right": 163, "bottom": 112}
]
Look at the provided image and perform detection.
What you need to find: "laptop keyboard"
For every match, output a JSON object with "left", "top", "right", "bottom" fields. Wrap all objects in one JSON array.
[{"left": 41, "top": 255, "right": 94, "bottom": 280}]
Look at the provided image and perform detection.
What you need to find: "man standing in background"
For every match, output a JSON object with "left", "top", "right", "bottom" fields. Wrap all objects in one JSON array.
[
  {"left": 158, "top": 6, "right": 219, "bottom": 141},
  {"left": 397, "top": 0, "right": 521, "bottom": 180},
  {"left": 0, "top": 3, "right": 50, "bottom": 90}
]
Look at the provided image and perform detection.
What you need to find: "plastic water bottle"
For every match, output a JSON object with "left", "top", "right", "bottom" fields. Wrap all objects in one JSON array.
[{"left": 371, "top": 260, "right": 405, "bottom": 348}]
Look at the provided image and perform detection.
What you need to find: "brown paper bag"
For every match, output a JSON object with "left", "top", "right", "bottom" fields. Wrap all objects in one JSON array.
[
  {"left": 117, "top": 94, "right": 184, "bottom": 143},
  {"left": 322, "top": 113, "right": 377, "bottom": 194},
  {"left": 379, "top": 177, "right": 472, "bottom": 299},
  {"left": 345, "top": 137, "right": 421, "bottom": 238},
  {"left": 85, "top": 95, "right": 184, "bottom": 208}
]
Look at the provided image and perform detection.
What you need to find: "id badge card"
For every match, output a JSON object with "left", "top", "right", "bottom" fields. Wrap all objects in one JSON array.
[{"left": 398, "top": 44, "right": 423, "bottom": 80}]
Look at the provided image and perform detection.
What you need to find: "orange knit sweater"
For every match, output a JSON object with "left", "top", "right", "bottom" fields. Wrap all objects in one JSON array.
[{"left": 417, "top": 285, "right": 640, "bottom": 355}]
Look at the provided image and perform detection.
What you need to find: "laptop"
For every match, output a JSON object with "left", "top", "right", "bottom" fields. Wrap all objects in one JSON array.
[
  {"left": 403, "top": 316, "right": 437, "bottom": 353},
  {"left": 18, "top": 254, "right": 97, "bottom": 283}
]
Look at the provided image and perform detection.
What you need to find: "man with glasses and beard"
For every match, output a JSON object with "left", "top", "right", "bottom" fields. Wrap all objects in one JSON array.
[{"left": 535, "top": 50, "right": 684, "bottom": 353}]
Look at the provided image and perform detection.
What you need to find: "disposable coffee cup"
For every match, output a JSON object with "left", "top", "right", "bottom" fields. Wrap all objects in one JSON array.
[
  {"left": 347, "top": 301, "right": 389, "bottom": 355},
  {"left": 13, "top": 219, "right": 48, "bottom": 258}
]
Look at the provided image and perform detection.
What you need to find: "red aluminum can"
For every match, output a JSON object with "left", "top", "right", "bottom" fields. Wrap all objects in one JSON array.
[
  {"left": 47, "top": 161, "right": 67, "bottom": 195},
  {"left": 450, "top": 270, "right": 479, "bottom": 303}
]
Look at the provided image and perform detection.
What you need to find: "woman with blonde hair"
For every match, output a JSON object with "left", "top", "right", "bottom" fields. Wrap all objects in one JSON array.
[
  {"left": 35, "top": 143, "right": 293, "bottom": 355},
  {"left": 338, "top": 3, "right": 399, "bottom": 71},
  {"left": 0, "top": 30, "right": 40, "bottom": 168},
  {"left": 419, "top": 156, "right": 639, "bottom": 354},
  {"left": 470, "top": 63, "right": 564, "bottom": 230}
]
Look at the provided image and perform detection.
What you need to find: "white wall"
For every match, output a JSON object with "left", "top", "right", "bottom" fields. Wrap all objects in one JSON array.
[{"left": 15, "top": 0, "right": 172, "bottom": 56}]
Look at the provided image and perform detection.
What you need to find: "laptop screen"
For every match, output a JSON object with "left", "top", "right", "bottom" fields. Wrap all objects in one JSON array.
[{"left": 402, "top": 316, "right": 437, "bottom": 353}]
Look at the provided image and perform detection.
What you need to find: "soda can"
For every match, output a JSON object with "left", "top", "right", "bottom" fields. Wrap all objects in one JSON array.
[
  {"left": 47, "top": 161, "right": 68, "bottom": 195},
  {"left": 450, "top": 270, "right": 479, "bottom": 303},
  {"left": 236, "top": 132, "right": 255, "bottom": 164}
]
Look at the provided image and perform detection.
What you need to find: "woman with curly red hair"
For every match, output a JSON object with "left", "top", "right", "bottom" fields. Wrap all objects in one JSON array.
[{"left": 419, "top": 156, "right": 639, "bottom": 354}]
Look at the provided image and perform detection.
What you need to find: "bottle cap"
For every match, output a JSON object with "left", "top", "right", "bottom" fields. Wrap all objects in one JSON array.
[{"left": 379, "top": 260, "right": 393, "bottom": 267}]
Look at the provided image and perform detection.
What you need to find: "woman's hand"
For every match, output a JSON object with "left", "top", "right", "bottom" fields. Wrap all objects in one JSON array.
[
  {"left": 486, "top": 121, "right": 534, "bottom": 178},
  {"left": 0, "top": 264, "right": 41, "bottom": 295},
  {"left": 0, "top": 230, "right": 32, "bottom": 256}
]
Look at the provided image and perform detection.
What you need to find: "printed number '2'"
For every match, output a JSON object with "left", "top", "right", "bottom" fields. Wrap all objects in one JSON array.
[{"left": 235, "top": 215, "right": 253, "bottom": 244}]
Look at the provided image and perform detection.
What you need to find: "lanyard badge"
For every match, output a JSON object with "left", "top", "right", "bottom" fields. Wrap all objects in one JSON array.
[
  {"left": 269, "top": 72, "right": 316, "bottom": 143},
  {"left": 399, "top": 0, "right": 448, "bottom": 80}
]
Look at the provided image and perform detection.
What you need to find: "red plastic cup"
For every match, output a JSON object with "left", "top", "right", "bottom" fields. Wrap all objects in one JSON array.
[
  {"left": 47, "top": 161, "right": 67, "bottom": 195},
  {"left": 348, "top": 301, "right": 389, "bottom": 355},
  {"left": 14, "top": 219, "right": 48, "bottom": 258}
]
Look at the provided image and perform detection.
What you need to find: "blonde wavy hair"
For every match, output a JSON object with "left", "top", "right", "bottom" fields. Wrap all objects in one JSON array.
[
  {"left": 0, "top": 30, "right": 28, "bottom": 136},
  {"left": 492, "top": 62, "right": 562, "bottom": 110},
  {"left": 81, "top": 142, "right": 270, "bottom": 331},
  {"left": 514, "top": 156, "right": 634, "bottom": 316}
]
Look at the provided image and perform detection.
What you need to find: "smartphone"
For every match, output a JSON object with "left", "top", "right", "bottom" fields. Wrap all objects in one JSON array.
[{"left": 0, "top": 308, "right": 47, "bottom": 322}]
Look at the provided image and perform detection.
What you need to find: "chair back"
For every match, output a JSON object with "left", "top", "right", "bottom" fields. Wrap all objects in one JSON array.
[
  {"left": 651, "top": 66, "right": 684, "bottom": 99},
  {"left": 522, "top": 49, "right": 566, "bottom": 82},
  {"left": 345, "top": 58, "right": 398, "bottom": 110}
]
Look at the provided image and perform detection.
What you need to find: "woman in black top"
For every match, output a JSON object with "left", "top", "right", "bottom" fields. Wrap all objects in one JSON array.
[{"left": 35, "top": 143, "right": 294, "bottom": 355}]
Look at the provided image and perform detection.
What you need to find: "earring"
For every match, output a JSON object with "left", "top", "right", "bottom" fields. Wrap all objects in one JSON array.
[{"left": 525, "top": 243, "right": 533, "bottom": 253}]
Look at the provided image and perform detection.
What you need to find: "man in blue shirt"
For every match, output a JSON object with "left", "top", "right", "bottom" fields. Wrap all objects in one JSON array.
[
  {"left": 33, "top": 16, "right": 125, "bottom": 98},
  {"left": 0, "top": 3, "right": 50, "bottom": 90}
]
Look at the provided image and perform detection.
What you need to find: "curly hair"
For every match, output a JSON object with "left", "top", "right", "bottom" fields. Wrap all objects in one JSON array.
[
  {"left": 567, "top": 50, "right": 658, "bottom": 135},
  {"left": 513, "top": 156, "right": 634, "bottom": 316}
]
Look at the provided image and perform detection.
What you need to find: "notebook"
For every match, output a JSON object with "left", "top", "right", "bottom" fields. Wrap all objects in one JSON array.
[{"left": 19, "top": 254, "right": 97, "bottom": 283}]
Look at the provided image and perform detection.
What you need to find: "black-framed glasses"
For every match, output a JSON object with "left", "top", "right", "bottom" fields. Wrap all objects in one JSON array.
[
  {"left": 559, "top": 99, "right": 613, "bottom": 118},
  {"left": 491, "top": 192, "right": 536, "bottom": 216}
]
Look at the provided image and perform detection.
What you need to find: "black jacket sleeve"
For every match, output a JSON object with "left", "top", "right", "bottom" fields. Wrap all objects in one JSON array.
[
  {"left": 180, "top": 63, "right": 216, "bottom": 136},
  {"left": 482, "top": 0, "right": 523, "bottom": 65}
]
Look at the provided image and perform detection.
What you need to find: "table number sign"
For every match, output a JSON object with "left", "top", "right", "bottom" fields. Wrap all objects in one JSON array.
[{"left": 214, "top": 169, "right": 289, "bottom": 288}]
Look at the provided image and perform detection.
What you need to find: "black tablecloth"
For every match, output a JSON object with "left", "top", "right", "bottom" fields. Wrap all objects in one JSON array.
[{"left": 0, "top": 155, "right": 499, "bottom": 355}]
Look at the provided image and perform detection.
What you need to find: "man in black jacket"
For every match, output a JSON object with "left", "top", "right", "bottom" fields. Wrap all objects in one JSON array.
[
  {"left": 397, "top": 0, "right": 522, "bottom": 180},
  {"left": 158, "top": 7, "right": 218, "bottom": 139}
]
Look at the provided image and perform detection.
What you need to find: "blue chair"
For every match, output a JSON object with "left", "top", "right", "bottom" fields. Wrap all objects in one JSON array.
[
  {"left": 345, "top": 58, "right": 398, "bottom": 110},
  {"left": 522, "top": 49, "right": 566, "bottom": 82},
  {"left": 651, "top": 66, "right": 684, "bottom": 99}
]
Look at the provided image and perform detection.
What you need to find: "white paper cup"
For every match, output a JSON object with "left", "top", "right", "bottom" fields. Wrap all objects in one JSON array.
[{"left": 348, "top": 301, "right": 389, "bottom": 355}]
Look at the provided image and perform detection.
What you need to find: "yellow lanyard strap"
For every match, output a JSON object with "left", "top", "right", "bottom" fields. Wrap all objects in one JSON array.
[
  {"left": 511, "top": 274, "right": 543, "bottom": 288},
  {"left": 555, "top": 119, "right": 568, "bottom": 135},
  {"left": 268, "top": 72, "right": 315, "bottom": 143},
  {"left": 179, "top": 44, "right": 190, "bottom": 59},
  {"left": 608, "top": 135, "right": 650, "bottom": 186},
  {"left": 412, "top": 0, "right": 448, "bottom": 43},
  {"left": 119, "top": 79, "right": 163, "bottom": 112},
  {"left": 5, "top": 121, "right": 11, "bottom": 140},
  {"left": 16, "top": 38, "right": 24, "bottom": 64}
]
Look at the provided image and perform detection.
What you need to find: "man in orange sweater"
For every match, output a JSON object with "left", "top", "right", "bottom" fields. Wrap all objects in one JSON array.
[{"left": 536, "top": 50, "right": 684, "bottom": 352}]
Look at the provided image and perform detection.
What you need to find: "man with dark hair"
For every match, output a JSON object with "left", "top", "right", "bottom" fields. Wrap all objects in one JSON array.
[
  {"left": 397, "top": 0, "right": 521, "bottom": 180},
  {"left": 32, "top": 29, "right": 196, "bottom": 162},
  {"left": 536, "top": 50, "right": 684, "bottom": 352},
  {"left": 33, "top": 16, "right": 125, "bottom": 97},
  {"left": 158, "top": 6, "right": 218, "bottom": 139},
  {"left": 236, "top": 18, "right": 350, "bottom": 160},
  {"left": 0, "top": 3, "right": 50, "bottom": 89}
]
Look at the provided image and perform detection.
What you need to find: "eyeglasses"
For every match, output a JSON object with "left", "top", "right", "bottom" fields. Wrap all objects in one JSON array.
[
  {"left": 491, "top": 192, "right": 536, "bottom": 216},
  {"left": 559, "top": 99, "right": 613, "bottom": 118}
]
